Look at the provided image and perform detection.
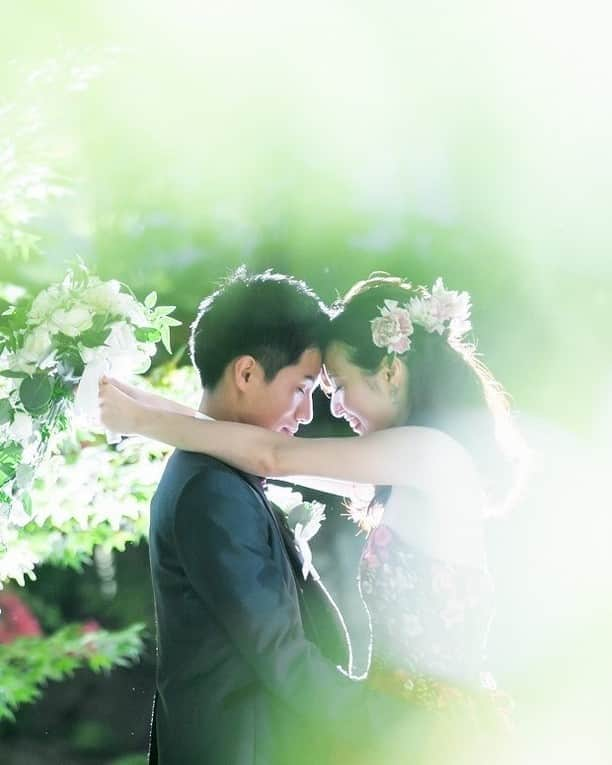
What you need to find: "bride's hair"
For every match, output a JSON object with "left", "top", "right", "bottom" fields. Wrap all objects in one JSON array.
[{"left": 325, "top": 274, "right": 528, "bottom": 518}]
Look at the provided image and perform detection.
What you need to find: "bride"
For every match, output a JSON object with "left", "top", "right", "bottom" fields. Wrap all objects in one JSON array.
[{"left": 99, "top": 275, "right": 524, "bottom": 750}]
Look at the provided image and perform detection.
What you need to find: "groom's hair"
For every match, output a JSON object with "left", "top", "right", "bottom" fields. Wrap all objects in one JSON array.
[{"left": 190, "top": 267, "right": 329, "bottom": 390}]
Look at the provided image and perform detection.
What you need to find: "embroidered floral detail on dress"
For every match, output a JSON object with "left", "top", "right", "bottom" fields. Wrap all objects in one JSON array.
[{"left": 360, "top": 524, "right": 495, "bottom": 685}]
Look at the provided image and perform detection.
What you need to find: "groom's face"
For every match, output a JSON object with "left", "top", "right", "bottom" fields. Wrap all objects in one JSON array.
[{"left": 241, "top": 347, "right": 322, "bottom": 434}]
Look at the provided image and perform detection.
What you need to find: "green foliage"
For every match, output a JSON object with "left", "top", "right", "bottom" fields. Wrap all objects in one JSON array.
[
  {"left": 0, "top": 428, "right": 168, "bottom": 587},
  {"left": 0, "top": 623, "right": 146, "bottom": 722},
  {"left": 109, "top": 756, "right": 147, "bottom": 765},
  {"left": 19, "top": 373, "right": 53, "bottom": 415}
]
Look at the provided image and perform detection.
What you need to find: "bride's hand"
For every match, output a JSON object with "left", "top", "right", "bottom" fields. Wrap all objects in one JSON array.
[
  {"left": 103, "top": 376, "right": 147, "bottom": 403},
  {"left": 98, "top": 376, "right": 146, "bottom": 435}
]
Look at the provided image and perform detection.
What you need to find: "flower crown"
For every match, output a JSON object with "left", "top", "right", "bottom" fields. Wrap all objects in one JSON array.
[{"left": 370, "top": 278, "right": 472, "bottom": 355}]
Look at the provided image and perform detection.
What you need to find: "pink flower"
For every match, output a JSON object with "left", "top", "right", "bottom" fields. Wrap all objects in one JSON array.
[
  {"left": 80, "top": 619, "right": 101, "bottom": 634},
  {"left": 371, "top": 300, "right": 413, "bottom": 355},
  {"left": 362, "top": 548, "right": 380, "bottom": 570},
  {"left": 372, "top": 524, "right": 392, "bottom": 548},
  {"left": 0, "top": 592, "right": 42, "bottom": 643}
]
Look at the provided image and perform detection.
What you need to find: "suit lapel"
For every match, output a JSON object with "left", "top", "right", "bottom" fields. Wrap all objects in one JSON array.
[
  {"left": 238, "top": 470, "right": 353, "bottom": 671},
  {"left": 237, "top": 471, "right": 305, "bottom": 581}
]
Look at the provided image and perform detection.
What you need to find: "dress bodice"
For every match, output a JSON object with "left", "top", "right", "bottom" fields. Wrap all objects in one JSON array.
[{"left": 359, "top": 523, "right": 495, "bottom": 687}]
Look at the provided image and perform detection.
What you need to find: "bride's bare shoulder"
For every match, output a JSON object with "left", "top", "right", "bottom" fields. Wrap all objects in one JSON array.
[
  {"left": 389, "top": 425, "right": 481, "bottom": 489},
  {"left": 386, "top": 425, "right": 469, "bottom": 455}
]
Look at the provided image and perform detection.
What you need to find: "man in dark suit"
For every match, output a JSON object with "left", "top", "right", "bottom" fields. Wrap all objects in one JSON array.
[{"left": 147, "top": 269, "right": 377, "bottom": 764}]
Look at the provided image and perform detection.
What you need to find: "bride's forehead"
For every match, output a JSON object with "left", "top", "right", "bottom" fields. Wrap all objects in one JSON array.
[{"left": 323, "top": 344, "right": 352, "bottom": 373}]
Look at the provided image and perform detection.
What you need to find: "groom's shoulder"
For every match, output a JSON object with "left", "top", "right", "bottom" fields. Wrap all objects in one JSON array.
[{"left": 159, "top": 449, "right": 250, "bottom": 495}]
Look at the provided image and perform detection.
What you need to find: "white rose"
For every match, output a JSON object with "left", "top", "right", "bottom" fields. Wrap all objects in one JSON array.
[
  {"left": 20, "top": 326, "right": 54, "bottom": 363},
  {"left": 28, "top": 285, "right": 63, "bottom": 324},
  {"left": 139, "top": 342, "right": 158, "bottom": 358},
  {"left": 80, "top": 345, "right": 106, "bottom": 365},
  {"left": 126, "top": 349, "right": 152, "bottom": 375},
  {"left": 114, "top": 292, "right": 147, "bottom": 325},
  {"left": 265, "top": 485, "right": 305, "bottom": 513},
  {"left": 10, "top": 411, "right": 34, "bottom": 443},
  {"left": 50, "top": 305, "right": 94, "bottom": 337},
  {"left": 105, "top": 324, "right": 140, "bottom": 360},
  {"left": 7, "top": 353, "right": 37, "bottom": 376},
  {"left": 83, "top": 280, "right": 122, "bottom": 312}
]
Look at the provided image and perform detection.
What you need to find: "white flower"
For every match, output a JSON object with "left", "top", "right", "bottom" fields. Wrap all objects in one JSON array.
[
  {"left": 104, "top": 324, "right": 154, "bottom": 376},
  {"left": 294, "top": 500, "right": 326, "bottom": 543},
  {"left": 0, "top": 536, "right": 39, "bottom": 583},
  {"left": 265, "top": 484, "right": 305, "bottom": 513},
  {"left": 20, "top": 326, "right": 53, "bottom": 363},
  {"left": 15, "top": 463, "right": 35, "bottom": 490},
  {"left": 267, "top": 489, "right": 326, "bottom": 580},
  {"left": 408, "top": 279, "right": 472, "bottom": 339},
  {"left": 408, "top": 295, "right": 444, "bottom": 334},
  {"left": 429, "top": 278, "right": 472, "bottom": 338},
  {"left": 28, "top": 285, "right": 63, "bottom": 324},
  {"left": 0, "top": 371, "right": 18, "bottom": 398},
  {"left": 371, "top": 299, "right": 414, "bottom": 354},
  {"left": 7, "top": 498, "right": 30, "bottom": 527},
  {"left": 114, "top": 292, "right": 147, "bottom": 326},
  {"left": 294, "top": 526, "right": 318, "bottom": 580},
  {"left": 105, "top": 323, "right": 139, "bottom": 354},
  {"left": 8, "top": 353, "right": 37, "bottom": 376},
  {"left": 10, "top": 411, "right": 34, "bottom": 443},
  {"left": 129, "top": 349, "right": 153, "bottom": 375},
  {"left": 292, "top": 501, "right": 326, "bottom": 580},
  {"left": 21, "top": 431, "right": 42, "bottom": 464},
  {"left": 50, "top": 305, "right": 93, "bottom": 337},
  {"left": 82, "top": 279, "right": 122, "bottom": 313},
  {"left": 448, "top": 295, "right": 472, "bottom": 338}
]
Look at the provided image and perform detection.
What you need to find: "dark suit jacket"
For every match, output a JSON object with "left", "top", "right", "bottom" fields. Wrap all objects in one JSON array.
[{"left": 147, "top": 449, "right": 373, "bottom": 765}]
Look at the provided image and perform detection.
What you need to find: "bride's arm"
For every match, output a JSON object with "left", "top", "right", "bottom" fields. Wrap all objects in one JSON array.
[
  {"left": 101, "top": 379, "right": 372, "bottom": 498},
  {"left": 276, "top": 475, "right": 374, "bottom": 501},
  {"left": 106, "top": 378, "right": 198, "bottom": 417},
  {"left": 99, "top": 380, "right": 461, "bottom": 493}
]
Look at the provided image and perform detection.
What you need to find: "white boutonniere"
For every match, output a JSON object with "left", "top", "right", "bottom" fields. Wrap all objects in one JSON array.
[{"left": 264, "top": 484, "right": 326, "bottom": 581}]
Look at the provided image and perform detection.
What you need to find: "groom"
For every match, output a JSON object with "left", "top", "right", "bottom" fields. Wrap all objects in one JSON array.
[{"left": 148, "top": 269, "right": 377, "bottom": 764}]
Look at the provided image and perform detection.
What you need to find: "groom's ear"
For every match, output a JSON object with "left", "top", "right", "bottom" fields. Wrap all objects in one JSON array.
[{"left": 233, "top": 355, "right": 260, "bottom": 392}]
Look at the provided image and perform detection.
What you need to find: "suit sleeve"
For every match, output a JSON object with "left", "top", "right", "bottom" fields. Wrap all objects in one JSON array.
[{"left": 172, "top": 468, "right": 374, "bottom": 734}]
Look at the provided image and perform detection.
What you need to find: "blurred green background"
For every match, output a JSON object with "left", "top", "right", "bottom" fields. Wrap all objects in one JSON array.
[
  {"left": 1, "top": 1, "right": 611, "bottom": 762},
  {"left": 2, "top": 0, "right": 610, "bottom": 432}
]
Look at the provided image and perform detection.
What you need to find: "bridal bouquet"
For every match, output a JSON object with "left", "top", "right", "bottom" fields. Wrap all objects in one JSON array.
[
  {"left": 265, "top": 484, "right": 326, "bottom": 581},
  {"left": 0, "top": 264, "right": 180, "bottom": 536}
]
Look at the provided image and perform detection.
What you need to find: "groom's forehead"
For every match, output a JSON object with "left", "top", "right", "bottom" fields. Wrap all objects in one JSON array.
[
  {"left": 281, "top": 363, "right": 322, "bottom": 388},
  {"left": 303, "top": 370, "right": 322, "bottom": 387}
]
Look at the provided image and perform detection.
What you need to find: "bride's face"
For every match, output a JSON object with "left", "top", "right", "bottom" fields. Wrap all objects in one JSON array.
[{"left": 323, "top": 342, "right": 401, "bottom": 435}]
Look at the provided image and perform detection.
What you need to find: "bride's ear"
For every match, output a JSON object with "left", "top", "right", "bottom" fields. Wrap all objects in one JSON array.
[
  {"left": 381, "top": 355, "right": 406, "bottom": 391},
  {"left": 233, "top": 355, "right": 260, "bottom": 392}
]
